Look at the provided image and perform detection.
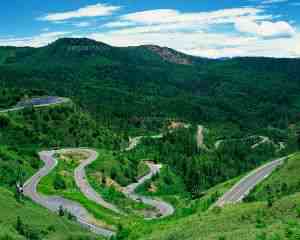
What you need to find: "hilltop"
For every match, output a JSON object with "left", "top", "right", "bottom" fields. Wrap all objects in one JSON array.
[
  {"left": 1, "top": 38, "right": 300, "bottom": 132},
  {"left": 0, "top": 38, "right": 300, "bottom": 240}
]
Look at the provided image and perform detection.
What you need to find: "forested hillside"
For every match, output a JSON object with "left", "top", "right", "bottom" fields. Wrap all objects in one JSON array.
[
  {"left": 1, "top": 38, "right": 300, "bottom": 240},
  {"left": 1, "top": 38, "right": 300, "bottom": 132}
]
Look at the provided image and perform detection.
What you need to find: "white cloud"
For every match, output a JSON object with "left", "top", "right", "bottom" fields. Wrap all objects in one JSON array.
[
  {"left": 0, "top": 32, "right": 70, "bottom": 47},
  {"left": 38, "top": 3, "right": 121, "bottom": 22},
  {"left": 235, "top": 19, "right": 296, "bottom": 38},
  {"left": 262, "top": 0, "right": 288, "bottom": 4},
  {"left": 88, "top": 29, "right": 300, "bottom": 58},
  {"left": 103, "top": 21, "right": 137, "bottom": 28},
  {"left": 1, "top": 6, "right": 299, "bottom": 59},
  {"left": 120, "top": 8, "right": 270, "bottom": 27},
  {"left": 73, "top": 21, "right": 92, "bottom": 27}
]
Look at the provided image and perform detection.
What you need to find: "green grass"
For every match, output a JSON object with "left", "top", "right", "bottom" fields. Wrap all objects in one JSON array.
[
  {"left": 85, "top": 149, "right": 156, "bottom": 214},
  {"left": 247, "top": 153, "right": 300, "bottom": 202},
  {"left": 0, "top": 187, "right": 102, "bottom": 240},
  {"left": 37, "top": 151, "right": 122, "bottom": 229},
  {"left": 138, "top": 192, "right": 300, "bottom": 240},
  {"left": 135, "top": 166, "right": 190, "bottom": 216},
  {"left": 37, "top": 149, "right": 162, "bottom": 233},
  {"left": 131, "top": 153, "right": 300, "bottom": 240},
  {"left": 86, "top": 149, "right": 148, "bottom": 187}
]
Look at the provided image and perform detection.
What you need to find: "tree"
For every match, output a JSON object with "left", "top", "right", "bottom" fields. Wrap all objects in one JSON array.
[
  {"left": 16, "top": 216, "right": 24, "bottom": 235},
  {"left": 267, "top": 194, "right": 274, "bottom": 208},
  {"left": 53, "top": 174, "right": 66, "bottom": 190},
  {"left": 58, "top": 206, "right": 65, "bottom": 217},
  {"left": 296, "top": 206, "right": 300, "bottom": 218}
]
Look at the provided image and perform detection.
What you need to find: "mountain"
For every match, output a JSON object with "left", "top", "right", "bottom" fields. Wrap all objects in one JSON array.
[
  {"left": 141, "top": 45, "right": 194, "bottom": 65},
  {"left": 1, "top": 38, "right": 300, "bottom": 240},
  {"left": 1, "top": 38, "right": 300, "bottom": 131}
]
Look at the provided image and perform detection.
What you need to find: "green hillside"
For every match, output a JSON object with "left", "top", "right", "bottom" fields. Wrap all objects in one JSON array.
[
  {"left": 247, "top": 153, "right": 300, "bottom": 202},
  {"left": 1, "top": 38, "right": 300, "bottom": 131},
  {"left": 0, "top": 187, "right": 101, "bottom": 240},
  {"left": 0, "top": 38, "right": 300, "bottom": 240},
  {"left": 137, "top": 153, "right": 300, "bottom": 240}
]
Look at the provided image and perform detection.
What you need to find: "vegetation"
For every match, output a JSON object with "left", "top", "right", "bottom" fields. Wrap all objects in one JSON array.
[
  {"left": 1, "top": 38, "right": 300, "bottom": 132},
  {"left": 1, "top": 38, "right": 300, "bottom": 239},
  {"left": 0, "top": 104, "right": 121, "bottom": 149},
  {"left": 0, "top": 187, "right": 101, "bottom": 240},
  {"left": 138, "top": 153, "right": 300, "bottom": 240},
  {"left": 129, "top": 127, "right": 291, "bottom": 197},
  {"left": 138, "top": 192, "right": 300, "bottom": 240},
  {"left": 0, "top": 146, "right": 40, "bottom": 189},
  {"left": 37, "top": 150, "right": 121, "bottom": 228},
  {"left": 246, "top": 153, "right": 300, "bottom": 202}
]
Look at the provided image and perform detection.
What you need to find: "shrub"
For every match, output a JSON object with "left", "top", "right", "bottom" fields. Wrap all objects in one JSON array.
[{"left": 53, "top": 174, "right": 66, "bottom": 190}]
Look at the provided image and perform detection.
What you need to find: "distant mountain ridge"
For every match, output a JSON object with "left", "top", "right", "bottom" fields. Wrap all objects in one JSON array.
[
  {"left": 0, "top": 37, "right": 300, "bottom": 130},
  {"left": 141, "top": 45, "right": 193, "bottom": 65}
]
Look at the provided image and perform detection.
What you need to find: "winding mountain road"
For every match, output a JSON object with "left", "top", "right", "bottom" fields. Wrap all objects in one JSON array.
[
  {"left": 126, "top": 134, "right": 163, "bottom": 151},
  {"left": 215, "top": 136, "right": 272, "bottom": 150},
  {"left": 123, "top": 134, "right": 175, "bottom": 218},
  {"left": 72, "top": 144, "right": 174, "bottom": 219},
  {"left": 215, "top": 157, "right": 286, "bottom": 207},
  {"left": 70, "top": 149, "right": 121, "bottom": 214},
  {"left": 122, "top": 161, "right": 175, "bottom": 219},
  {"left": 23, "top": 150, "right": 115, "bottom": 238}
]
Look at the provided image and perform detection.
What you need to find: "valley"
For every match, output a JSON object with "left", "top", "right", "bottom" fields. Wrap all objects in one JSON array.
[{"left": 0, "top": 38, "right": 300, "bottom": 240}]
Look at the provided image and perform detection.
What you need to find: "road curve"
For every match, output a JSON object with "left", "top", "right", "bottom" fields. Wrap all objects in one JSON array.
[
  {"left": 23, "top": 150, "right": 115, "bottom": 238},
  {"left": 58, "top": 148, "right": 121, "bottom": 214},
  {"left": 215, "top": 136, "right": 271, "bottom": 150},
  {"left": 72, "top": 143, "right": 174, "bottom": 219},
  {"left": 125, "top": 134, "right": 163, "bottom": 151},
  {"left": 124, "top": 134, "right": 175, "bottom": 219},
  {"left": 122, "top": 162, "right": 175, "bottom": 219},
  {"left": 215, "top": 157, "right": 286, "bottom": 207}
]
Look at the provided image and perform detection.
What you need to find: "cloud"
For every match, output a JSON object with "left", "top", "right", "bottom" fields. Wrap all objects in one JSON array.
[
  {"left": 261, "top": 0, "right": 288, "bottom": 4},
  {"left": 89, "top": 28, "right": 300, "bottom": 58},
  {"left": 0, "top": 32, "right": 70, "bottom": 47},
  {"left": 103, "top": 21, "right": 137, "bottom": 28},
  {"left": 38, "top": 3, "right": 121, "bottom": 22},
  {"left": 235, "top": 19, "right": 296, "bottom": 38},
  {"left": 1, "top": 6, "right": 299, "bottom": 59},
  {"left": 89, "top": 6, "right": 298, "bottom": 58},
  {"left": 120, "top": 8, "right": 270, "bottom": 27},
  {"left": 73, "top": 21, "right": 92, "bottom": 27}
]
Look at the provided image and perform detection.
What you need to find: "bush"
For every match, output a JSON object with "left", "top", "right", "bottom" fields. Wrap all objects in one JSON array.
[
  {"left": 53, "top": 174, "right": 66, "bottom": 190},
  {"left": 15, "top": 216, "right": 42, "bottom": 240}
]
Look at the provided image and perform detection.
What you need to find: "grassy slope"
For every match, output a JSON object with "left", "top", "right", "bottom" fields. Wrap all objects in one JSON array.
[
  {"left": 37, "top": 150, "right": 158, "bottom": 231},
  {"left": 0, "top": 187, "right": 101, "bottom": 240},
  {"left": 37, "top": 151, "right": 121, "bottom": 230},
  {"left": 141, "top": 194, "right": 300, "bottom": 240},
  {"left": 85, "top": 148, "right": 162, "bottom": 215},
  {"left": 247, "top": 153, "right": 300, "bottom": 201},
  {"left": 137, "top": 153, "right": 300, "bottom": 240}
]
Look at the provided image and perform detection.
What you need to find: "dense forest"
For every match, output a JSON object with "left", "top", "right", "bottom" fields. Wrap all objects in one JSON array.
[
  {"left": 1, "top": 38, "right": 300, "bottom": 240},
  {"left": 0, "top": 38, "right": 300, "bottom": 132},
  {"left": 1, "top": 38, "right": 300, "bottom": 198},
  {"left": 127, "top": 127, "right": 297, "bottom": 197},
  {"left": 0, "top": 102, "right": 122, "bottom": 193}
]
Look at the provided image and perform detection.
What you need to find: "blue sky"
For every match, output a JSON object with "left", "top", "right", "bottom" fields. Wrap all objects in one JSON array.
[{"left": 1, "top": 0, "right": 300, "bottom": 58}]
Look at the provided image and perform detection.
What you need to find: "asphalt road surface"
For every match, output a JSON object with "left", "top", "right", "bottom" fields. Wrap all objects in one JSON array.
[
  {"left": 122, "top": 161, "right": 175, "bottom": 219},
  {"left": 23, "top": 151, "right": 115, "bottom": 238},
  {"left": 215, "top": 157, "right": 286, "bottom": 207},
  {"left": 72, "top": 148, "right": 121, "bottom": 214}
]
